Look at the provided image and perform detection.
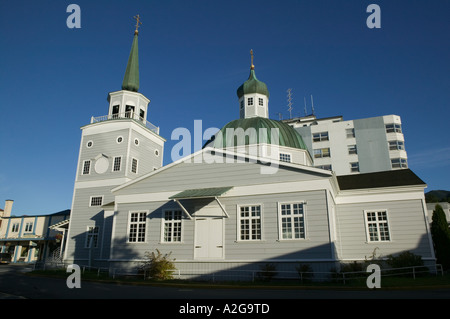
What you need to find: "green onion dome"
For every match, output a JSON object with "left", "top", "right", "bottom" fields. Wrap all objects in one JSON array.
[
  {"left": 205, "top": 117, "right": 308, "bottom": 150},
  {"left": 236, "top": 68, "right": 270, "bottom": 99}
]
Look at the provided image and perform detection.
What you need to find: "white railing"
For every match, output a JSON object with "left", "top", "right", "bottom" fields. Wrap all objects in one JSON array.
[{"left": 90, "top": 112, "right": 160, "bottom": 135}]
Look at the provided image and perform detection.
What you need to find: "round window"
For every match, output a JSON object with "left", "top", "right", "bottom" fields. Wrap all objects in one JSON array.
[
  {"left": 134, "top": 138, "right": 139, "bottom": 146},
  {"left": 117, "top": 136, "right": 123, "bottom": 143},
  {"left": 87, "top": 141, "right": 93, "bottom": 148}
]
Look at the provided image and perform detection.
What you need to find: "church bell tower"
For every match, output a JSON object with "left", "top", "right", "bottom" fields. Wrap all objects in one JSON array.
[{"left": 64, "top": 16, "right": 166, "bottom": 265}]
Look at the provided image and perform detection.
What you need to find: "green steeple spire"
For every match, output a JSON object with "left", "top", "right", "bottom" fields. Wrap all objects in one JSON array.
[{"left": 122, "top": 15, "right": 141, "bottom": 92}]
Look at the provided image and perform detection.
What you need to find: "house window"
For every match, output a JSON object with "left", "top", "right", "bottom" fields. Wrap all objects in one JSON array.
[
  {"left": 346, "top": 128, "right": 355, "bottom": 138},
  {"left": 314, "top": 148, "right": 331, "bottom": 158},
  {"left": 279, "top": 203, "right": 305, "bottom": 240},
  {"left": 348, "top": 145, "right": 357, "bottom": 155},
  {"left": 365, "top": 210, "right": 390, "bottom": 242},
  {"left": 85, "top": 226, "right": 99, "bottom": 248},
  {"left": 312, "top": 132, "right": 329, "bottom": 142},
  {"left": 139, "top": 109, "right": 145, "bottom": 120},
  {"left": 131, "top": 158, "right": 138, "bottom": 173},
  {"left": 112, "top": 105, "right": 120, "bottom": 118},
  {"left": 391, "top": 158, "right": 408, "bottom": 169},
  {"left": 163, "top": 210, "right": 182, "bottom": 242},
  {"left": 389, "top": 140, "right": 405, "bottom": 150},
  {"left": 258, "top": 98, "right": 264, "bottom": 106},
  {"left": 11, "top": 223, "right": 19, "bottom": 232},
  {"left": 24, "top": 222, "right": 33, "bottom": 233},
  {"left": 239, "top": 205, "right": 261, "bottom": 241},
  {"left": 240, "top": 100, "right": 244, "bottom": 109},
  {"left": 247, "top": 97, "right": 253, "bottom": 106},
  {"left": 350, "top": 162, "right": 360, "bottom": 173},
  {"left": 82, "top": 160, "right": 91, "bottom": 175},
  {"left": 315, "top": 164, "right": 332, "bottom": 171},
  {"left": 113, "top": 156, "right": 121, "bottom": 172},
  {"left": 279, "top": 153, "right": 291, "bottom": 163},
  {"left": 386, "top": 123, "right": 402, "bottom": 134},
  {"left": 128, "top": 212, "right": 147, "bottom": 243},
  {"left": 90, "top": 196, "right": 103, "bottom": 207}
]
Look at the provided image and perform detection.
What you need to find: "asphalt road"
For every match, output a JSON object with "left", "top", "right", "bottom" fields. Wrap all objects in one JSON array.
[{"left": 1, "top": 264, "right": 450, "bottom": 301}]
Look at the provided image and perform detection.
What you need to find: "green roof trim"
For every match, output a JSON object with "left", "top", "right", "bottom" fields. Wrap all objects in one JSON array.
[
  {"left": 169, "top": 186, "right": 233, "bottom": 200},
  {"left": 237, "top": 68, "right": 269, "bottom": 98},
  {"left": 205, "top": 117, "right": 308, "bottom": 150},
  {"left": 122, "top": 33, "right": 140, "bottom": 92}
]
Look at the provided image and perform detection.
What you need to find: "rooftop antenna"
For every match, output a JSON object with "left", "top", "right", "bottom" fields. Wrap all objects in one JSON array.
[
  {"left": 311, "top": 94, "right": 315, "bottom": 116},
  {"left": 304, "top": 97, "right": 307, "bottom": 116},
  {"left": 287, "top": 88, "right": 293, "bottom": 119}
]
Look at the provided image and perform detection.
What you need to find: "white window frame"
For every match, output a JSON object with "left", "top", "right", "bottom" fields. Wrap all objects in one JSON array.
[
  {"left": 346, "top": 128, "right": 355, "bottom": 138},
  {"left": 127, "top": 211, "right": 147, "bottom": 243},
  {"left": 82, "top": 160, "right": 91, "bottom": 175},
  {"left": 313, "top": 148, "right": 331, "bottom": 158},
  {"left": 391, "top": 158, "right": 408, "bottom": 169},
  {"left": 258, "top": 98, "right": 264, "bottom": 106},
  {"left": 279, "top": 153, "right": 292, "bottom": 163},
  {"left": 89, "top": 195, "right": 103, "bottom": 207},
  {"left": 85, "top": 226, "right": 99, "bottom": 248},
  {"left": 312, "top": 131, "right": 329, "bottom": 142},
  {"left": 385, "top": 123, "right": 402, "bottom": 134},
  {"left": 237, "top": 204, "right": 263, "bottom": 241},
  {"left": 24, "top": 222, "right": 33, "bottom": 233},
  {"left": 277, "top": 202, "right": 306, "bottom": 240},
  {"left": 161, "top": 209, "right": 183, "bottom": 243},
  {"left": 112, "top": 156, "right": 122, "bottom": 172},
  {"left": 247, "top": 97, "right": 254, "bottom": 106},
  {"left": 11, "top": 223, "right": 19, "bottom": 233},
  {"left": 389, "top": 140, "right": 405, "bottom": 151},
  {"left": 131, "top": 158, "right": 138, "bottom": 174},
  {"left": 348, "top": 145, "right": 358, "bottom": 155},
  {"left": 350, "top": 162, "right": 360, "bottom": 173},
  {"left": 364, "top": 210, "right": 391, "bottom": 242}
]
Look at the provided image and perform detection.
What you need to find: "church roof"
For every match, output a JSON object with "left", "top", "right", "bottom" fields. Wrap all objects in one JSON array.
[
  {"left": 237, "top": 68, "right": 269, "bottom": 99},
  {"left": 121, "top": 32, "right": 140, "bottom": 92},
  {"left": 337, "top": 169, "right": 426, "bottom": 190},
  {"left": 205, "top": 116, "right": 308, "bottom": 150}
]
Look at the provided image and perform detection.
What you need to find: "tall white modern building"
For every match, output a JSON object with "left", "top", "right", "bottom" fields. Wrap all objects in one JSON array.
[{"left": 284, "top": 114, "right": 408, "bottom": 175}]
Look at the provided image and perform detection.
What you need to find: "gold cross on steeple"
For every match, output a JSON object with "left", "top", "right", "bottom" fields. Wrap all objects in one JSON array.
[
  {"left": 134, "top": 14, "right": 142, "bottom": 34},
  {"left": 250, "top": 49, "right": 255, "bottom": 70}
]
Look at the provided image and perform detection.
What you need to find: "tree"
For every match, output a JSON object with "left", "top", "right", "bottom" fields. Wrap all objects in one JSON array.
[
  {"left": 139, "top": 249, "right": 177, "bottom": 280},
  {"left": 430, "top": 204, "right": 450, "bottom": 270}
]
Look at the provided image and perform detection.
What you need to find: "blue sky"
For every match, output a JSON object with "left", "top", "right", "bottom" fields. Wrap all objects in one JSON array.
[{"left": 0, "top": 0, "right": 449, "bottom": 216}]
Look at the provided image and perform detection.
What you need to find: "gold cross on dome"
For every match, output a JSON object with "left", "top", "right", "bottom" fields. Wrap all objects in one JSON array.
[
  {"left": 250, "top": 49, "right": 255, "bottom": 69},
  {"left": 134, "top": 14, "right": 142, "bottom": 34}
]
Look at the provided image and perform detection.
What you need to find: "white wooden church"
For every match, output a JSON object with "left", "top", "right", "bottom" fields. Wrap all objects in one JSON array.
[{"left": 63, "top": 22, "right": 436, "bottom": 279}]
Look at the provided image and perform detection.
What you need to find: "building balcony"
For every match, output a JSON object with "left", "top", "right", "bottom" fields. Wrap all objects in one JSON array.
[{"left": 90, "top": 112, "right": 160, "bottom": 135}]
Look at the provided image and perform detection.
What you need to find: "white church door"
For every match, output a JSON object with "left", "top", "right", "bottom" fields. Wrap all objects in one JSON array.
[{"left": 194, "top": 217, "right": 224, "bottom": 259}]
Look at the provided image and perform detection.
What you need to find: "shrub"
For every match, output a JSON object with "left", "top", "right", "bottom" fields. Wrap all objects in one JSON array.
[
  {"left": 386, "top": 251, "right": 424, "bottom": 269},
  {"left": 256, "top": 263, "right": 277, "bottom": 282},
  {"left": 296, "top": 263, "right": 314, "bottom": 282},
  {"left": 139, "top": 249, "right": 177, "bottom": 280}
]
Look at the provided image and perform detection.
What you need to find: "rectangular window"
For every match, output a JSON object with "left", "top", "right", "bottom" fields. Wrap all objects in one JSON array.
[
  {"left": 391, "top": 158, "right": 408, "bottom": 169},
  {"left": 131, "top": 158, "right": 138, "bottom": 173},
  {"left": 346, "top": 128, "right": 355, "bottom": 138},
  {"left": 239, "top": 205, "right": 261, "bottom": 241},
  {"left": 90, "top": 196, "right": 103, "bottom": 207},
  {"left": 350, "top": 162, "right": 360, "bottom": 173},
  {"left": 113, "top": 156, "right": 121, "bottom": 172},
  {"left": 258, "top": 98, "right": 264, "bottom": 106},
  {"left": 247, "top": 97, "right": 253, "bottom": 106},
  {"left": 24, "top": 222, "right": 33, "bottom": 233},
  {"left": 312, "top": 131, "right": 329, "bottom": 142},
  {"left": 82, "top": 160, "right": 91, "bottom": 175},
  {"left": 365, "top": 211, "right": 390, "bottom": 242},
  {"left": 348, "top": 145, "right": 357, "bottom": 155},
  {"left": 386, "top": 123, "right": 402, "bottom": 134},
  {"left": 279, "top": 203, "right": 305, "bottom": 240},
  {"left": 240, "top": 100, "right": 244, "bottom": 109},
  {"left": 163, "top": 210, "right": 182, "bottom": 242},
  {"left": 389, "top": 140, "right": 405, "bottom": 150},
  {"left": 12, "top": 223, "right": 19, "bottom": 232},
  {"left": 314, "top": 148, "right": 331, "bottom": 158},
  {"left": 128, "top": 212, "right": 147, "bottom": 243},
  {"left": 279, "top": 153, "right": 291, "bottom": 163},
  {"left": 85, "top": 226, "right": 99, "bottom": 248},
  {"left": 315, "top": 164, "right": 332, "bottom": 171}
]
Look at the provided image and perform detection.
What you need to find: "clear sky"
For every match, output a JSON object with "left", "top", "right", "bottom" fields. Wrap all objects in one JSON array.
[{"left": 0, "top": 0, "right": 449, "bottom": 216}]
